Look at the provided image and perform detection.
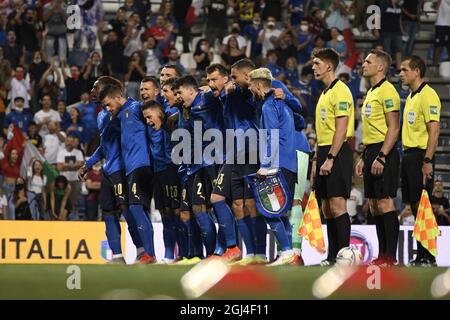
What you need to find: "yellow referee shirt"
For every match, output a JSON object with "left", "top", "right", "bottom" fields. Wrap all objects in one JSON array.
[
  {"left": 362, "top": 78, "right": 400, "bottom": 145},
  {"left": 402, "top": 82, "right": 441, "bottom": 150},
  {"left": 315, "top": 79, "right": 354, "bottom": 146}
]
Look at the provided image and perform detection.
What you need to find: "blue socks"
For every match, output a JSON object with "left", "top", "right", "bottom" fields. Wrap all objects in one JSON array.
[
  {"left": 281, "top": 216, "right": 293, "bottom": 249},
  {"left": 266, "top": 217, "right": 291, "bottom": 252},
  {"left": 161, "top": 215, "right": 177, "bottom": 260},
  {"left": 129, "top": 204, "right": 155, "bottom": 256},
  {"left": 195, "top": 212, "right": 216, "bottom": 256},
  {"left": 104, "top": 214, "right": 122, "bottom": 255},
  {"left": 252, "top": 216, "right": 268, "bottom": 255},
  {"left": 213, "top": 200, "right": 237, "bottom": 247},
  {"left": 214, "top": 222, "right": 227, "bottom": 256},
  {"left": 122, "top": 209, "right": 143, "bottom": 249},
  {"left": 236, "top": 216, "right": 255, "bottom": 255},
  {"left": 174, "top": 215, "right": 188, "bottom": 258},
  {"left": 191, "top": 218, "right": 204, "bottom": 258}
]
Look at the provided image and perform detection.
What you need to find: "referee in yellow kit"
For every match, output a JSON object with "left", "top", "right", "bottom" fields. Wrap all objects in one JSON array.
[
  {"left": 356, "top": 49, "right": 400, "bottom": 267},
  {"left": 311, "top": 48, "right": 354, "bottom": 266},
  {"left": 400, "top": 55, "right": 441, "bottom": 267}
]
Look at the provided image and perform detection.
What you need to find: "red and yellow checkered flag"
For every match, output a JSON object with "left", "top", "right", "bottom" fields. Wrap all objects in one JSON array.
[
  {"left": 413, "top": 189, "right": 440, "bottom": 257},
  {"left": 299, "top": 191, "right": 325, "bottom": 254}
]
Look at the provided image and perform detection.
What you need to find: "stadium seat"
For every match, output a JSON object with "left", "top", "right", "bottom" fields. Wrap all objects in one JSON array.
[
  {"left": 439, "top": 62, "right": 450, "bottom": 78},
  {"left": 180, "top": 53, "right": 197, "bottom": 71}
]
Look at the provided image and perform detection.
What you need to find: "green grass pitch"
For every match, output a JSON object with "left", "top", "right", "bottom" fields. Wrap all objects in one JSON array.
[{"left": 0, "top": 265, "right": 449, "bottom": 300}]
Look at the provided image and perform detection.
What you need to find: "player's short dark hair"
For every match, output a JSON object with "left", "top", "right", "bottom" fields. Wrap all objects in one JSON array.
[
  {"left": 402, "top": 55, "right": 426, "bottom": 78},
  {"left": 141, "top": 76, "right": 159, "bottom": 89},
  {"left": 231, "top": 58, "right": 256, "bottom": 71},
  {"left": 141, "top": 100, "right": 166, "bottom": 122},
  {"left": 161, "top": 77, "right": 179, "bottom": 90},
  {"left": 91, "top": 76, "right": 124, "bottom": 102},
  {"left": 160, "top": 64, "right": 182, "bottom": 77},
  {"left": 175, "top": 75, "right": 198, "bottom": 90},
  {"left": 206, "top": 63, "right": 228, "bottom": 76},
  {"left": 370, "top": 49, "right": 392, "bottom": 75},
  {"left": 98, "top": 84, "right": 123, "bottom": 102},
  {"left": 312, "top": 48, "right": 340, "bottom": 71}
]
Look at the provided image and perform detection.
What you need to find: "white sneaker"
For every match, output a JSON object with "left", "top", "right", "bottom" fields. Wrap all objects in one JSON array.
[
  {"left": 267, "top": 253, "right": 296, "bottom": 266},
  {"left": 108, "top": 256, "right": 126, "bottom": 264},
  {"left": 156, "top": 258, "right": 175, "bottom": 265}
]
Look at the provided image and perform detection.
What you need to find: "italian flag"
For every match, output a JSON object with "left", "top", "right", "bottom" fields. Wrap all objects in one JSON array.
[
  {"left": 20, "top": 141, "right": 59, "bottom": 186},
  {"left": 259, "top": 185, "right": 285, "bottom": 212}
]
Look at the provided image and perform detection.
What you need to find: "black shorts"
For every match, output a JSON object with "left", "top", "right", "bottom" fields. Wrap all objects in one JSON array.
[
  {"left": 315, "top": 142, "right": 352, "bottom": 199},
  {"left": 190, "top": 166, "right": 219, "bottom": 206},
  {"left": 363, "top": 143, "right": 400, "bottom": 199},
  {"left": 126, "top": 166, "right": 153, "bottom": 208},
  {"left": 153, "top": 164, "right": 180, "bottom": 210},
  {"left": 179, "top": 178, "right": 191, "bottom": 212},
  {"left": 100, "top": 170, "right": 128, "bottom": 212},
  {"left": 401, "top": 148, "right": 434, "bottom": 204},
  {"left": 212, "top": 163, "right": 260, "bottom": 201},
  {"left": 435, "top": 26, "right": 450, "bottom": 47}
]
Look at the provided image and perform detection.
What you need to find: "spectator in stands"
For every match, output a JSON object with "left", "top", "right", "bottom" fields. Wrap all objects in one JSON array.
[
  {"left": 50, "top": 174, "right": 71, "bottom": 220},
  {"left": 34, "top": 94, "right": 61, "bottom": 137},
  {"left": 221, "top": 36, "right": 247, "bottom": 70},
  {"left": 284, "top": 57, "right": 301, "bottom": 87},
  {"left": 57, "top": 100, "right": 70, "bottom": 130},
  {"left": 81, "top": 51, "right": 109, "bottom": 93},
  {"left": 2, "top": 30, "right": 22, "bottom": 68},
  {"left": 125, "top": 50, "right": 147, "bottom": 99},
  {"left": 42, "top": 0, "right": 67, "bottom": 63},
  {"left": 324, "top": 0, "right": 355, "bottom": 55},
  {"left": 276, "top": 29, "right": 298, "bottom": 68},
  {"left": 327, "top": 27, "right": 347, "bottom": 63},
  {"left": 307, "top": 6, "right": 326, "bottom": 36},
  {"left": 38, "top": 57, "right": 61, "bottom": 106},
  {"left": 166, "top": 48, "right": 186, "bottom": 75},
  {"left": 3, "top": 96, "right": 32, "bottom": 134},
  {"left": 433, "top": 0, "right": 450, "bottom": 71},
  {"left": 8, "top": 65, "right": 30, "bottom": 110},
  {"left": 288, "top": 0, "right": 306, "bottom": 27},
  {"left": 296, "top": 18, "right": 315, "bottom": 65},
  {"left": 401, "top": 0, "right": 420, "bottom": 56},
  {"left": 123, "top": 12, "right": 145, "bottom": 61},
  {"left": 237, "top": 0, "right": 257, "bottom": 29},
  {"left": 263, "top": 49, "right": 285, "bottom": 81},
  {"left": 144, "top": 14, "right": 173, "bottom": 55},
  {"left": 85, "top": 162, "right": 102, "bottom": 221},
  {"left": 262, "top": 0, "right": 283, "bottom": 21},
  {"left": 193, "top": 38, "right": 213, "bottom": 74},
  {"left": 13, "top": 177, "right": 32, "bottom": 220},
  {"left": 27, "top": 121, "right": 43, "bottom": 153},
  {"left": 27, "top": 159, "right": 47, "bottom": 217},
  {"left": 431, "top": 179, "right": 450, "bottom": 226},
  {"left": 1, "top": 146, "right": 21, "bottom": 199},
  {"left": 222, "top": 22, "right": 247, "bottom": 55},
  {"left": 243, "top": 11, "right": 263, "bottom": 60},
  {"left": 56, "top": 134, "right": 84, "bottom": 220},
  {"left": 65, "top": 107, "right": 87, "bottom": 152},
  {"left": 14, "top": 5, "right": 40, "bottom": 66},
  {"left": 142, "top": 34, "right": 166, "bottom": 77},
  {"left": 76, "top": 92, "right": 97, "bottom": 141},
  {"left": 99, "top": 30, "right": 125, "bottom": 81},
  {"left": 399, "top": 204, "right": 415, "bottom": 226},
  {"left": 258, "top": 16, "right": 282, "bottom": 57},
  {"left": 43, "top": 120, "right": 65, "bottom": 166},
  {"left": 0, "top": 187, "right": 7, "bottom": 219},
  {"left": 298, "top": 65, "right": 314, "bottom": 119},
  {"left": 0, "top": 46, "right": 12, "bottom": 87},
  {"left": 61, "top": 61, "right": 86, "bottom": 106},
  {"left": 206, "top": 0, "right": 228, "bottom": 50},
  {"left": 122, "top": 0, "right": 138, "bottom": 18},
  {"left": 73, "top": 0, "right": 104, "bottom": 55},
  {"left": 107, "top": 6, "right": 127, "bottom": 41},
  {"left": 28, "top": 51, "right": 49, "bottom": 112},
  {"left": 377, "top": 0, "right": 403, "bottom": 74},
  {"left": 173, "top": 0, "right": 192, "bottom": 53}
]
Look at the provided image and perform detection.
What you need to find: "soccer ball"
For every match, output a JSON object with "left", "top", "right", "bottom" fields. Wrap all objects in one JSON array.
[{"left": 336, "top": 247, "right": 363, "bottom": 266}]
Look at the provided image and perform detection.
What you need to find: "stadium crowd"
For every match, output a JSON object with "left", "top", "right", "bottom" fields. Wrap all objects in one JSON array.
[{"left": 0, "top": 0, "right": 448, "bottom": 230}]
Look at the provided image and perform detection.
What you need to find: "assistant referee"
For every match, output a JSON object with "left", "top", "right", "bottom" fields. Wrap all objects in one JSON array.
[
  {"left": 356, "top": 49, "right": 401, "bottom": 267},
  {"left": 311, "top": 48, "right": 354, "bottom": 266},
  {"left": 400, "top": 55, "right": 441, "bottom": 267}
]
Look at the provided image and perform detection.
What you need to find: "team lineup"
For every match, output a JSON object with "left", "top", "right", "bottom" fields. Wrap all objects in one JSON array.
[{"left": 78, "top": 47, "right": 441, "bottom": 268}]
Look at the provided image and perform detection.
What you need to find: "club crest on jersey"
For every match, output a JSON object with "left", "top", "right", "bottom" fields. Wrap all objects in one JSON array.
[
  {"left": 320, "top": 108, "right": 326, "bottom": 120},
  {"left": 407, "top": 111, "right": 416, "bottom": 124},
  {"left": 365, "top": 104, "right": 372, "bottom": 118},
  {"left": 245, "top": 171, "right": 292, "bottom": 218}
]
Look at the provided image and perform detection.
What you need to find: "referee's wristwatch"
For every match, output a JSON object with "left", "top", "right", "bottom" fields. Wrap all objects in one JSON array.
[
  {"left": 377, "top": 151, "right": 386, "bottom": 158},
  {"left": 327, "top": 153, "right": 336, "bottom": 160},
  {"left": 423, "top": 157, "right": 432, "bottom": 164}
]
